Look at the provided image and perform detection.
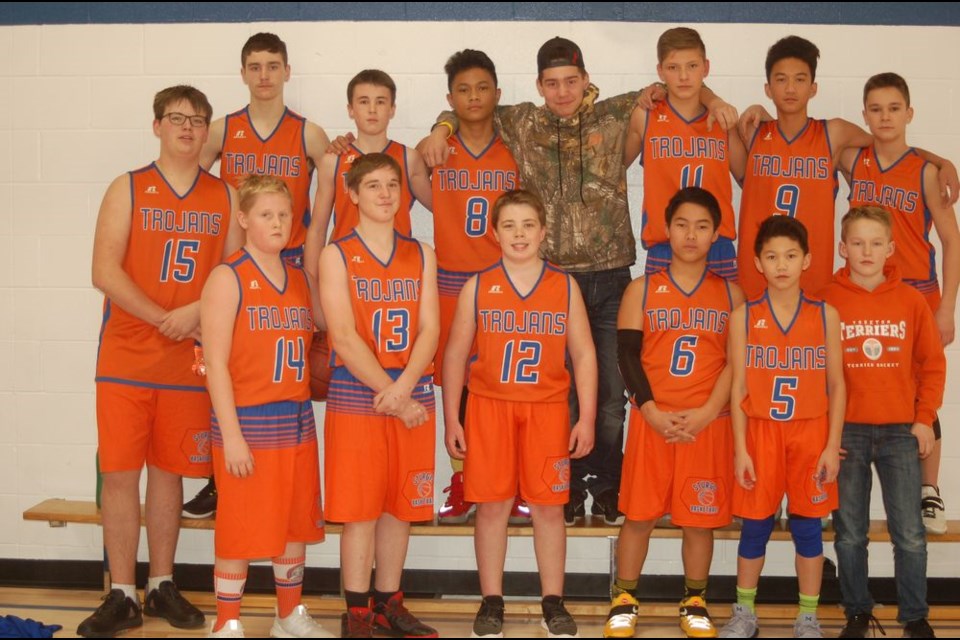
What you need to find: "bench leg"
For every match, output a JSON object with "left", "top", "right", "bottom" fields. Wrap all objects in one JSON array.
[{"left": 607, "top": 534, "right": 617, "bottom": 598}]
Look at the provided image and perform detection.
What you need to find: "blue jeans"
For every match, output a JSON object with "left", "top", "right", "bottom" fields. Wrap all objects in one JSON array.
[
  {"left": 568, "top": 267, "right": 630, "bottom": 498},
  {"left": 833, "top": 423, "right": 928, "bottom": 623}
]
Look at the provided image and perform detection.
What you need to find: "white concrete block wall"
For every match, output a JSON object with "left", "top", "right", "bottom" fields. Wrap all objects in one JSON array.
[{"left": 1, "top": 20, "right": 958, "bottom": 583}]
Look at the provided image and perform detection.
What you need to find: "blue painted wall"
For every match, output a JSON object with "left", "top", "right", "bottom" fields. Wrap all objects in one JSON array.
[{"left": 2, "top": 2, "right": 960, "bottom": 26}]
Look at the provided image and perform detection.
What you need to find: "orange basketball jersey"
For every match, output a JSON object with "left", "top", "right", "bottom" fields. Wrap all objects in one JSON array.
[
  {"left": 96, "top": 163, "right": 231, "bottom": 390},
  {"left": 641, "top": 100, "right": 736, "bottom": 247},
  {"left": 331, "top": 231, "right": 426, "bottom": 372},
  {"left": 742, "top": 293, "right": 828, "bottom": 421},
  {"left": 739, "top": 119, "right": 838, "bottom": 298},
  {"left": 331, "top": 141, "right": 415, "bottom": 242},
  {"left": 848, "top": 147, "right": 937, "bottom": 289},
  {"left": 220, "top": 107, "right": 314, "bottom": 250},
  {"left": 432, "top": 134, "right": 519, "bottom": 274},
  {"left": 225, "top": 249, "right": 314, "bottom": 406},
  {"left": 469, "top": 261, "right": 571, "bottom": 403},
  {"left": 641, "top": 269, "right": 733, "bottom": 411}
]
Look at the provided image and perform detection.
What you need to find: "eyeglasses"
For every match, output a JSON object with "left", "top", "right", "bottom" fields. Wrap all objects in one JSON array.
[{"left": 161, "top": 112, "right": 209, "bottom": 128}]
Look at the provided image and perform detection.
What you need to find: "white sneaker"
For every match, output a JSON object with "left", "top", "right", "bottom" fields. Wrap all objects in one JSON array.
[
  {"left": 922, "top": 485, "right": 948, "bottom": 535},
  {"left": 209, "top": 619, "right": 245, "bottom": 638},
  {"left": 270, "top": 604, "right": 335, "bottom": 638}
]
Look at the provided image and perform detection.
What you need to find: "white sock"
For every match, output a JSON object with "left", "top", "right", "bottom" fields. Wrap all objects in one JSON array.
[
  {"left": 112, "top": 583, "right": 137, "bottom": 601},
  {"left": 147, "top": 574, "right": 173, "bottom": 595}
]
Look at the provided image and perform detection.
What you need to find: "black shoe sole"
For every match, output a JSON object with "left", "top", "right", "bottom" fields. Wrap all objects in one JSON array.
[
  {"left": 143, "top": 607, "right": 205, "bottom": 629},
  {"left": 77, "top": 617, "right": 143, "bottom": 638}
]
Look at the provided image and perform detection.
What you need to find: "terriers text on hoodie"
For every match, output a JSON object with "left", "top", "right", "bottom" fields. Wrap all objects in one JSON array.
[{"left": 819, "top": 265, "right": 945, "bottom": 426}]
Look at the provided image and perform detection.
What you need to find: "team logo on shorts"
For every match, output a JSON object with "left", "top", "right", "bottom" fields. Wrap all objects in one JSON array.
[
  {"left": 680, "top": 477, "right": 726, "bottom": 517},
  {"left": 404, "top": 470, "right": 435, "bottom": 508},
  {"left": 542, "top": 457, "right": 571, "bottom": 493},
  {"left": 689, "top": 480, "right": 720, "bottom": 515},
  {"left": 809, "top": 469, "right": 829, "bottom": 505},
  {"left": 182, "top": 430, "right": 211, "bottom": 465},
  {"left": 862, "top": 338, "right": 883, "bottom": 361}
]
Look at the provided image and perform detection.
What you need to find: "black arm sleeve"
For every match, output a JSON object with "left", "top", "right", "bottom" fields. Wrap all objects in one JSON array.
[{"left": 617, "top": 329, "right": 654, "bottom": 407}]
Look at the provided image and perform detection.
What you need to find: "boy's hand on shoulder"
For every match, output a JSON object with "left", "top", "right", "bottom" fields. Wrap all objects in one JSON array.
[
  {"left": 706, "top": 98, "right": 739, "bottom": 133},
  {"left": 734, "top": 451, "right": 756, "bottom": 490},
  {"left": 818, "top": 446, "right": 841, "bottom": 484},
  {"left": 417, "top": 128, "right": 452, "bottom": 169},
  {"left": 738, "top": 104, "right": 774, "bottom": 141},
  {"left": 326, "top": 132, "right": 356, "bottom": 155},
  {"left": 938, "top": 160, "right": 959, "bottom": 206},
  {"left": 568, "top": 419, "right": 595, "bottom": 459},
  {"left": 935, "top": 305, "right": 956, "bottom": 346},
  {"left": 635, "top": 82, "right": 667, "bottom": 110},
  {"left": 445, "top": 421, "right": 466, "bottom": 459},
  {"left": 912, "top": 422, "right": 935, "bottom": 459}
]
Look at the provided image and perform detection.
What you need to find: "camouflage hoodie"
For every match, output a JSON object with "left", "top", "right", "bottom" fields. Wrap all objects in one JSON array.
[{"left": 439, "top": 85, "right": 638, "bottom": 272}]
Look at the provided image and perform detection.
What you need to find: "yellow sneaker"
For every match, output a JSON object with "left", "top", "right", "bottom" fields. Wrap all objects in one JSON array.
[
  {"left": 603, "top": 592, "right": 639, "bottom": 638},
  {"left": 679, "top": 595, "right": 717, "bottom": 638}
]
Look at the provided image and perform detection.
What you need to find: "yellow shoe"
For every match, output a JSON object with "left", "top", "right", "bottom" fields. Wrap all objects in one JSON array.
[
  {"left": 603, "top": 592, "right": 639, "bottom": 638},
  {"left": 679, "top": 596, "right": 717, "bottom": 638}
]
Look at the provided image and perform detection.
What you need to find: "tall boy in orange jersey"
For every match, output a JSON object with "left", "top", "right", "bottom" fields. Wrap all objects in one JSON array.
[
  {"left": 318, "top": 153, "right": 439, "bottom": 639},
  {"left": 720, "top": 216, "right": 844, "bottom": 640},
  {"left": 83, "top": 85, "right": 242, "bottom": 638},
  {"left": 625, "top": 27, "right": 746, "bottom": 281},
  {"left": 820, "top": 207, "right": 945, "bottom": 639},
  {"left": 200, "top": 176, "right": 330, "bottom": 639},
  {"left": 304, "top": 70, "right": 432, "bottom": 264},
  {"left": 735, "top": 36, "right": 959, "bottom": 301},
  {"left": 608, "top": 187, "right": 744, "bottom": 640},
  {"left": 442, "top": 189, "right": 597, "bottom": 639},
  {"left": 201, "top": 32, "right": 330, "bottom": 266},
  {"left": 431, "top": 49, "right": 521, "bottom": 525},
  {"left": 195, "top": 33, "right": 329, "bottom": 519},
  {"left": 841, "top": 72, "right": 960, "bottom": 535}
]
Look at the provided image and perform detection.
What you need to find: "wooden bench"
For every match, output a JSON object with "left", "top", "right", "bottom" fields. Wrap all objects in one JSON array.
[
  {"left": 23, "top": 498, "right": 960, "bottom": 541},
  {"left": 23, "top": 498, "right": 960, "bottom": 596}
]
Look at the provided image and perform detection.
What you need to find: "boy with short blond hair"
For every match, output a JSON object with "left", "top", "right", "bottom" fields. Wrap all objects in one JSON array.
[{"left": 820, "top": 206, "right": 945, "bottom": 639}]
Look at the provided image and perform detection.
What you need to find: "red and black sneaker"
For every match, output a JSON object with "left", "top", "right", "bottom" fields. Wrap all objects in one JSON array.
[
  {"left": 341, "top": 607, "right": 375, "bottom": 639},
  {"left": 373, "top": 592, "right": 438, "bottom": 638}
]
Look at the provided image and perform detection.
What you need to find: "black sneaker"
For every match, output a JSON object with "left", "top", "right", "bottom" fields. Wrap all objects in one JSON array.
[
  {"left": 541, "top": 598, "right": 578, "bottom": 638},
  {"left": 471, "top": 597, "right": 505, "bottom": 638},
  {"left": 591, "top": 489, "right": 625, "bottom": 526},
  {"left": 77, "top": 589, "right": 143, "bottom": 638},
  {"left": 182, "top": 477, "right": 217, "bottom": 518},
  {"left": 839, "top": 613, "right": 885, "bottom": 638},
  {"left": 143, "top": 581, "right": 205, "bottom": 629},
  {"left": 564, "top": 490, "right": 586, "bottom": 527},
  {"left": 904, "top": 618, "right": 936, "bottom": 638}
]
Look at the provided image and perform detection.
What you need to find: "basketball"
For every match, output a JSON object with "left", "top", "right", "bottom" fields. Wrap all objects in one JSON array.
[{"left": 309, "top": 330, "right": 332, "bottom": 401}]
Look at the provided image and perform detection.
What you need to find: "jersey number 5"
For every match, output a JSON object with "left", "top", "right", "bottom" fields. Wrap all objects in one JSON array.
[{"left": 770, "top": 375, "right": 798, "bottom": 420}]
